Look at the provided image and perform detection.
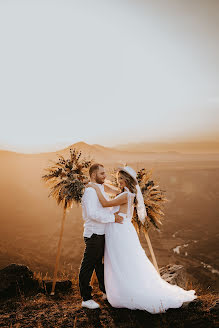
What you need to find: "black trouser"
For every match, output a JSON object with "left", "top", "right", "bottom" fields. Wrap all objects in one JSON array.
[{"left": 79, "top": 233, "right": 106, "bottom": 301}]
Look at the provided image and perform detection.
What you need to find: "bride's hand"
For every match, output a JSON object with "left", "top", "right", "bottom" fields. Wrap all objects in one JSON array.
[{"left": 85, "top": 182, "right": 98, "bottom": 190}]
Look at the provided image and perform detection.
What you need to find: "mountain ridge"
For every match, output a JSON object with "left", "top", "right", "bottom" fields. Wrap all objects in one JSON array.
[
  {"left": 115, "top": 140, "right": 219, "bottom": 153},
  {"left": 2, "top": 139, "right": 219, "bottom": 157}
]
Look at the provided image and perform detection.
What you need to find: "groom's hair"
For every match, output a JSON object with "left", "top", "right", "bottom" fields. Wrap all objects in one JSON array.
[{"left": 89, "top": 163, "right": 104, "bottom": 177}]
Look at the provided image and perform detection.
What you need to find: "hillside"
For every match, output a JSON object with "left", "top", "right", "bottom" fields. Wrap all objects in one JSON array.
[
  {"left": 0, "top": 142, "right": 219, "bottom": 293},
  {"left": 0, "top": 263, "right": 218, "bottom": 328},
  {"left": 115, "top": 140, "right": 219, "bottom": 153}
]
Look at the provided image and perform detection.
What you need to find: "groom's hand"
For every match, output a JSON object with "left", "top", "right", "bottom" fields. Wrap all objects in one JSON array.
[{"left": 114, "top": 213, "right": 123, "bottom": 224}]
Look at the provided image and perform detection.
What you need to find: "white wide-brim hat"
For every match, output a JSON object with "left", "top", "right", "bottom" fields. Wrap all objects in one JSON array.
[{"left": 118, "top": 166, "right": 138, "bottom": 184}]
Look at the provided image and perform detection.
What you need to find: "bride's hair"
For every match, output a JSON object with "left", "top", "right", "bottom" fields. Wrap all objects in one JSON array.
[{"left": 118, "top": 170, "right": 138, "bottom": 205}]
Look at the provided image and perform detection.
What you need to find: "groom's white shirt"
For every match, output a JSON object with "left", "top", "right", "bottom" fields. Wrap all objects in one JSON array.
[{"left": 81, "top": 183, "right": 116, "bottom": 238}]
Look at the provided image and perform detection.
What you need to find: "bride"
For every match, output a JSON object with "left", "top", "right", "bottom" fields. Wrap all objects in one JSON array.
[{"left": 87, "top": 166, "right": 197, "bottom": 313}]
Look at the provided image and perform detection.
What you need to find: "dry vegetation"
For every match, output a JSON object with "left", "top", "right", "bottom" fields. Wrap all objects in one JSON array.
[
  {"left": 1, "top": 146, "right": 219, "bottom": 327},
  {"left": 1, "top": 270, "right": 218, "bottom": 328}
]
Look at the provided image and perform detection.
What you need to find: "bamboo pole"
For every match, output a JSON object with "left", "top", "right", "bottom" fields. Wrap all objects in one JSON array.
[
  {"left": 50, "top": 208, "right": 67, "bottom": 295},
  {"left": 143, "top": 229, "right": 160, "bottom": 275}
]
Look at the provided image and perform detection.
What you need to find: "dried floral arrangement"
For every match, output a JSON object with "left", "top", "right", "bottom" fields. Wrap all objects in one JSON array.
[
  {"left": 109, "top": 167, "right": 168, "bottom": 233},
  {"left": 42, "top": 148, "right": 92, "bottom": 209},
  {"left": 133, "top": 168, "right": 168, "bottom": 234},
  {"left": 42, "top": 148, "right": 92, "bottom": 294}
]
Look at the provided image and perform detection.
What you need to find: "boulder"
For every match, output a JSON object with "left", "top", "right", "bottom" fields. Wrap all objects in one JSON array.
[
  {"left": 43, "top": 280, "right": 72, "bottom": 295},
  {"left": 160, "top": 264, "right": 189, "bottom": 288},
  {"left": 0, "top": 263, "right": 40, "bottom": 299}
]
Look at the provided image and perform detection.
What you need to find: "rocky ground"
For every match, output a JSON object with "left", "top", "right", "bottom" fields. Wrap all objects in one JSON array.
[{"left": 0, "top": 264, "right": 218, "bottom": 328}]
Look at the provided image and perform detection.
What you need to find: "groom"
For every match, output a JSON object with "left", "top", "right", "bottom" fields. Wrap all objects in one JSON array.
[{"left": 79, "top": 163, "right": 123, "bottom": 309}]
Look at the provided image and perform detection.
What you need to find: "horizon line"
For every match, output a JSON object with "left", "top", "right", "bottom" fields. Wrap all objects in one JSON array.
[{"left": 1, "top": 138, "right": 219, "bottom": 155}]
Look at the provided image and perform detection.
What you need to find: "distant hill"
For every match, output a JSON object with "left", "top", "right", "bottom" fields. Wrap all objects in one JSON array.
[{"left": 61, "top": 141, "right": 124, "bottom": 160}]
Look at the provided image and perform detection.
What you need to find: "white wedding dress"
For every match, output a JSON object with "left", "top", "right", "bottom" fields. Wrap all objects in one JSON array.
[{"left": 104, "top": 187, "right": 197, "bottom": 313}]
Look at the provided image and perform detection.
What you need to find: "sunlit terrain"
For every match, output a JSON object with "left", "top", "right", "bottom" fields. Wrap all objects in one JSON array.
[{"left": 0, "top": 141, "right": 218, "bottom": 292}]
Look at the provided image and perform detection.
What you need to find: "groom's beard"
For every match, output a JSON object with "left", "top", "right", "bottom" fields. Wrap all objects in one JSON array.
[
  {"left": 95, "top": 177, "right": 104, "bottom": 184},
  {"left": 95, "top": 175, "right": 105, "bottom": 184}
]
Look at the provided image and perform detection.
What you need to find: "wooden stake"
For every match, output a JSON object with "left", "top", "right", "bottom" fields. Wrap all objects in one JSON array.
[
  {"left": 90, "top": 271, "right": 97, "bottom": 286},
  {"left": 50, "top": 208, "right": 66, "bottom": 295},
  {"left": 143, "top": 229, "right": 160, "bottom": 275}
]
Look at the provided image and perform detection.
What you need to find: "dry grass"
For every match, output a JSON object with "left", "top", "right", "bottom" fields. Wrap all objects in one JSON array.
[
  {"left": 184, "top": 278, "right": 219, "bottom": 313},
  {"left": 1, "top": 271, "right": 218, "bottom": 328}
]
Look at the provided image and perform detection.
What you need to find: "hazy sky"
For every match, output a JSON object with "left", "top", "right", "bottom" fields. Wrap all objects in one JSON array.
[{"left": 0, "top": 0, "right": 219, "bottom": 152}]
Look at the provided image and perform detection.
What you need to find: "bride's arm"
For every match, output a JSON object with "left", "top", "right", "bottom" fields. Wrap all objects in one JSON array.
[
  {"left": 104, "top": 183, "right": 120, "bottom": 196},
  {"left": 87, "top": 184, "right": 127, "bottom": 207}
]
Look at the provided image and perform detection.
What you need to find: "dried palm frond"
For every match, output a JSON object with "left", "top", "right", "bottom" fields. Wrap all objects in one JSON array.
[
  {"left": 110, "top": 167, "right": 168, "bottom": 232},
  {"left": 135, "top": 168, "right": 168, "bottom": 232},
  {"left": 42, "top": 148, "right": 92, "bottom": 209}
]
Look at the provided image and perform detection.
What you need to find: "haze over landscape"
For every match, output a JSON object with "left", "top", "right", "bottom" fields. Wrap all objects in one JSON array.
[
  {"left": 0, "top": 0, "right": 219, "bottom": 153},
  {"left": 0, "top": 142, "right": 219, "bottom": 295},
  {"left": 0, "top": 3, "right": 219, "bottom": 323}
]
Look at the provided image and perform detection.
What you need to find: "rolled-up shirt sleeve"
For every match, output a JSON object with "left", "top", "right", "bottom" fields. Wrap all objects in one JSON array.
[{"left": 83, "top": 188, "right": 115, "bottom": 223}]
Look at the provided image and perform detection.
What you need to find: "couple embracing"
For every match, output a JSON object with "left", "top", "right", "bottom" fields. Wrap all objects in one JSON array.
[{"left": 78, "top": 163, "right": 197, "bottom": 313}]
